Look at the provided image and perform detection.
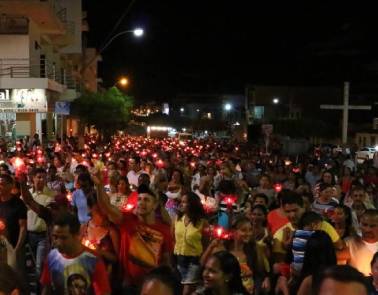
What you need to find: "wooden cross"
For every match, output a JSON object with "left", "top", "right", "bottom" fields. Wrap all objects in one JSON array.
[{"left": 320, "top": 82, "right": 371, "bottom": 144}]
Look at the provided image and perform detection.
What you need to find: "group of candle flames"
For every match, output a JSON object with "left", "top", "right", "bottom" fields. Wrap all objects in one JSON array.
[{"left": 8, "top": 136, "right": 297, "bottom": 250}]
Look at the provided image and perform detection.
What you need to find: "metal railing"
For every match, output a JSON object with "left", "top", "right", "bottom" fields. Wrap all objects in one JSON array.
[{"left": 0, "top": 58, "right": 79, "bottom": 89}]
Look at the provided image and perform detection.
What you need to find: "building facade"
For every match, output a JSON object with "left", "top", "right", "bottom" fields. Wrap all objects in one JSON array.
[{"left": 0, "top": 0, "right": 98, "bottom": 141}]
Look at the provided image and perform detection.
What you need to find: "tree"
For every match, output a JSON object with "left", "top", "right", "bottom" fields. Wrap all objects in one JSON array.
[{"left": 71, "top": 87, "right": 133, "bottom": 141}]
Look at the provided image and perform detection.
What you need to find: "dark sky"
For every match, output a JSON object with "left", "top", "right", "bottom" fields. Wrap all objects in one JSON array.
[{"left": 83, "top": 2, "right": 378, "bottom": 102}]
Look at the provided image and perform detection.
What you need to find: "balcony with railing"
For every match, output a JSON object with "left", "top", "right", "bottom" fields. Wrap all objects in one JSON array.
[{"left": 0, "top": 58, "right": 80, "bottom": 91}]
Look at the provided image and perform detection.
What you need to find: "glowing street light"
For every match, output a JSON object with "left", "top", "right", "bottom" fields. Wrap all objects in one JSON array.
[
  {"left": 224, "top": 103, "right": 232, "bottom": 111},
  {"left": 119, "top": 77, "right": 129, "bottom": 86},
  {"left": 100, "top": 28, "right": 145, "bottom": 53},
  {"left": 180, "top": 107, "right": 184, "bottom": 113},
  {"left": 133, "top": 28, "right": 144, "bottom": 37},
  {"left": 273, "top": 98, "right": 280, "bottom": 104},
  {"left": 114, "top": 77, "right": 129, "bottom": 88}
]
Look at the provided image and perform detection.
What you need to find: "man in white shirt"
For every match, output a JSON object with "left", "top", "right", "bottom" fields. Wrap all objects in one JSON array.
[
  {"left": 191, "top": 162, "right": 207, "bottom": 191},
  {"left": 26, "top": 168, "right": 54, "bottom": 279},
  {"left": 127, "top": 156, "right": 146, "bottom": 188},
  {"left": 346, "top": 209, "right": 378, "bottom": 276}
]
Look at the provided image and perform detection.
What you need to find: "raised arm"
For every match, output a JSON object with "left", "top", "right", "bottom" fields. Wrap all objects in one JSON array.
[
  {"left": 19, "top": 178, "right": 51, "bottom": 222},
  {"left": 92, "top": 174, "right": 123, "bottom": 225}
]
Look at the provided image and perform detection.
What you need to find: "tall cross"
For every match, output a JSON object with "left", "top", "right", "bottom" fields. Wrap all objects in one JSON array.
[{"left": 320, "top": 82, "right": 371, "bottom": 144}]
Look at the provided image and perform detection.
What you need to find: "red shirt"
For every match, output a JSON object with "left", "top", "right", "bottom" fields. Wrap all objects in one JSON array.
[
  {"left": 40, "top": 248, "right": 111, "bottom": 295},
  {"left": 119, "top": 213, "right": 173, "bottom": 286},
  {"left": 267, "top": 208, "right": 289, "bottom": 235}
]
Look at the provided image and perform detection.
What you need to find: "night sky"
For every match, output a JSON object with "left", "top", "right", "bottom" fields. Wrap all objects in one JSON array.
[{"left": 83, "top": 2, "right": 378, "bottom": 103}]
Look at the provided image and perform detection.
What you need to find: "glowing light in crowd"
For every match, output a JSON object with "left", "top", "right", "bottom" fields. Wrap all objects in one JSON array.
[
  {"left": 82, "top": 239, "right": 96, "bottom": 250},
  {"left": 66, "top": 192, "right": 72, "bottom": 202},
  {"left": 122, "top": 203, "right": 135, "bottom": 213},
  {"left": 0, "top": 220, "right": 5, "bottom": 231},
  {"left": 13, "top": 157, "right": 25, "bottom": 171},
  {"left": 156, "top": 159, "right": 164, "bottom": 168},
  {"left": 274, "top": 183, "right": 283, "bottom": 193},
  {"left": 224, "top": 195, "right": 237, "bottom": 207}
]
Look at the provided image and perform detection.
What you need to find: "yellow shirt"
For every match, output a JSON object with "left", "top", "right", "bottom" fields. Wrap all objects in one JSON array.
[
  {"left": 174, "top": 217, "right": 204, "bottom": 257},
  {"left": 273, "top": 221, "right": 340, "bottom": 255}
]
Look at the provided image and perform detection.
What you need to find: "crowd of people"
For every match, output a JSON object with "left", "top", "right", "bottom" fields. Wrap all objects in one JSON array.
[{"left": 0, "top": 133, "right": 377, "bottom": 294}]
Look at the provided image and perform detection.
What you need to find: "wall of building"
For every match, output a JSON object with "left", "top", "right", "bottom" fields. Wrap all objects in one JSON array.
[
  {"left": 0, "top": 35, "right": 29, "bottom": 59},
  {"left": 355, "top": 132, "right": 378, "bottom": 147},
  {"left": 28, "top": 19, "right": 41, "bottom": 64},
  {"left": 60, "top": 0, "right": 82, "bottom": 55}
]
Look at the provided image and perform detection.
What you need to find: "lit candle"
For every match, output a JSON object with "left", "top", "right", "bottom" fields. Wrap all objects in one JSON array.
[
  {"left": 66, "top": 192, "right": 72, "bottom": 202},
  {"left": 274, "top": 183, "right": 283, "bottom": 193},
  {"left": 0, "top": 220, "right": 6, "bottom": 232},
  {"left": 82, "top": 239, "right": 96, "bottom": 250}
]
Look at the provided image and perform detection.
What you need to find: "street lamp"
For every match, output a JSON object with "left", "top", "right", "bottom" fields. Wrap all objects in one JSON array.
[
  {"left": 224, "top": 103, "right": 232, "bottom": 111},
  {"left": 133, "top": 28, "right": 144, "bottom": 37},
  {"left": 273, "top": 98, "right": 280, "bottom": 104},
  {"left": 82, "top": 28, "right": 145, "bottom": 76},
  {"left": 114, "top": 77, "right": 129, "bottom": 88},
  {"left": 101, "top": 28, "right": 144, "bottom": 53},
  {"left": 119, "top": 77, "right": 128, "bottom": 86},
  {"left": 180, "top": 107, "right": 184, "bottom": 113}
]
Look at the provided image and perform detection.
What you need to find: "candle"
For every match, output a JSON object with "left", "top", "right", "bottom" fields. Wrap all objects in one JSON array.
[
  {"left": 0, "top": 220, "right": 5, "bottom": 232},
  {"left": 13, "top": 157, "right": 24, "bottom": 170},
  {"left": 66, "top": 192, "right": 72, "bottom": 202},
  {"left": 82, "top": 239, "right": 96, "bottom": 250},
  {"left": 156, "top": 159, "right": 164, "bottom": 168},
  {"left": 274, "top": 183, "right": 283, "bottom": 193},
  {"left": 122, "top": 203, "right": 135, "bottom": 213}
]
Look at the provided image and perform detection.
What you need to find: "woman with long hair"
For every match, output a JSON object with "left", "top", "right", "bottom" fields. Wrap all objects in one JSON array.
[
  {"left": 340, "top": 166, "right": 355, "bottom": 196},
  {"left": 330, "top": 204, "right": 355, "bottom": 240},
  {"left": 314, "top": 170, "right": 341, "bottom": 200},
  {"left": 194, "top": 251, "right": 249, "bottom": 295},
  {"left": 165, "top": 169, "right": 185, "bottom": 219},
  {"left": 296, "top": 231, "right": 337, "bottom": 295},
  {"left": 110, "top": 176, "right": 131, "bottom": 210},
  {"left": 174, "top": 192, "right": 208, "bottom": 295},
  {"left": 201, "top": 217, "right": 270, "bottom": 294},
  {"left": 72, "top": 172, "right": 94, "bottom": 231}
]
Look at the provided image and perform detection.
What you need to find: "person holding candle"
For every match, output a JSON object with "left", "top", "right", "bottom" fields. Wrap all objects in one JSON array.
[
  {"left": 0, "top": 174, "right": 27, "bottom": 276},
  {"left": 82, "top": 194, "right": 120, "bottom": 291},
  {"left": 165, "top": 169, "right": 184, "bottom": 220},
  {"left": 344, "top": 209, "right": 378, "bottom": 276},
  {"left": 95, "top": 178, "right": 173, "bottom": 293},
  {"left": 40, "top": 212, "right": 111, "bottom": 295},
  {"left": 26, "top": 167, "right": 54, "bottom": 288},
  {"left": 173, "top": 192, "right": 207, "bottom": 295},
  {"left": 201, "top": 217, "right": 271, "bottom": 294}
]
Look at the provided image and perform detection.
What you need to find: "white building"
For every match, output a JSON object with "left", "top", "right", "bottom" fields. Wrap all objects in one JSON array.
[{"left": 0, "top": 0, "right": 95, "bottom": 141}]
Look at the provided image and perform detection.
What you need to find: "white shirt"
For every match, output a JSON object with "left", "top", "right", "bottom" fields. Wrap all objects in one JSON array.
[
  {"left": 27, "top": 187, "right": 54, "bottom": 232},
  {"left": 127, "top": 170, "right": 146, "bottom": 187}
]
